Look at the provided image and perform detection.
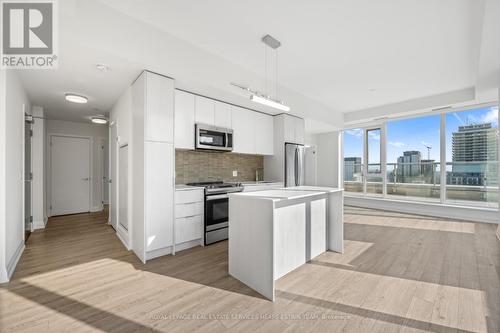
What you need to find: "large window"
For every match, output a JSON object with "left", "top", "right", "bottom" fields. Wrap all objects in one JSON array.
[
  {"left": 343, "top": 103, "right": 499, "bottom": 208},
  {"left": 366, "top": 128, "right": 382, "bottom": 196},
  {"left": 386, "top": 115, "right": 441, "bottom": 202},
  {"left": 445, "top": 106, "right": 498, "bottom": 207},
  {"left": 343, "top": 128, "right": 363, "bottom": 193}
]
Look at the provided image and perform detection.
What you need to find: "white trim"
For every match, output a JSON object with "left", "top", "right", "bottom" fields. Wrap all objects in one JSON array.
[
  {"left": 345, "top": 195, "right": 499, "bottom": 224},
  {"left": 91, "top": 205, "right": 103, "bottom": 212},
  {"left": 440, "top": 113, "right": 446, "bottom": 203},
  {"left": 6, "top": 241, "right": 24, "bottom": 280},
  {"left": 116, "top": 225, "right": 130, "bottom": 250},
  {"left": 32, "top": 218, "right": 47, "bottom": 230},
  {"left": 145, "top": 239, "right": 201, "bottom": 261},
  {"left": 48, "top": 133, "right": 93, "bottom": 216}
]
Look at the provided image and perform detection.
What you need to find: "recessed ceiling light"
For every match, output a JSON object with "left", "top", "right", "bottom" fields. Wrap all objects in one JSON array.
[
  {"left": 96, "top": 63, "right": 110, "bottom": 72},
  {"left": 65, "top": 93, "right": 88, "bottom": 104},
  {"left": 91, "top": 116, "right": 108, "bottom": 124}
]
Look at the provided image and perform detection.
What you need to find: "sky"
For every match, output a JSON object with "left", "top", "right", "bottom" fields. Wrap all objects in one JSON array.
[{"left": 344, "top": 106, "right": 498, "bottom": 165}]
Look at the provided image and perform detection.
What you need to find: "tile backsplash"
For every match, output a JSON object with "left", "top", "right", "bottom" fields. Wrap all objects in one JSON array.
[{"left": 175, "top": 150, "right": 264, "bottom": 184}]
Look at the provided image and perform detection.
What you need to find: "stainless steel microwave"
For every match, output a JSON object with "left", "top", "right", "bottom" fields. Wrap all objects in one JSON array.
[{"left": 195, "top": 124, "right": 233, "bottom": 151}]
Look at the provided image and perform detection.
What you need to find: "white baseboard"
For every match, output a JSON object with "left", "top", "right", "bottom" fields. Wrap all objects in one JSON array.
[
  {"left": 145, "top": 239, "right": 202, "bottom": 261},
  {"left": 176, "top": 239, "right": 203, "bottom": 252},
  {"left": 145, "top": 246, "right": 172, "bottom": 261},
  {"left": 6, "top": 241, "right": 25, "bottom": 281},
  {"left": 91, "top": 205, "right": 103, "bottom": 212},
  {"left": 345, "top": 195, "right": 499, "bottom": 224},
  {"left": 32, "top": 218, "right": 48, "bottom": 230},
  {"left": 116, "top": 227, "right": 130, "bottom": 250}
]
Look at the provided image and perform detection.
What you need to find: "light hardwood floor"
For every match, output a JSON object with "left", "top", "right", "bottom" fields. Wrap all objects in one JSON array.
[{"left": 0, "top": 206, "right": 498, "bottom": 332}]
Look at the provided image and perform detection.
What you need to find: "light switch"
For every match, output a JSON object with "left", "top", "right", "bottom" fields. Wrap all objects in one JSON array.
[{"left": 232, "top": 170, "right": 238, "bottom": 177}]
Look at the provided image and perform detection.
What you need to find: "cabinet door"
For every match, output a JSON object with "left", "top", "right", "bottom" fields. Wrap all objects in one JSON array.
[
  {"left": 231, "top": 106, "right": 255, "bottom": 154},
  {"left": 145, "top": 142, "right": 174, "bottom": 252},
  {"left": 283, "top": 115, "right": 296, "bottom": 143},
  {"left": 175, "top": 215, "right": 203, "bottom": 244},
  {"left": 294, "top": 117, "right": 305, "bottom": 144},
  {"left": 174, "top": 90, "right": 195, "bottom": 149},
  {"left": 195, "top": 95, "right": 215, "bottom": 125},
  {"left": 145, "top": 72, "right": 174, "bottom": 143},
  {"left": 214, "top": 101, "right": 232, "bottom": 129},
  {"left": 254, "top": 112, "right": 274, "bottom": 155}
]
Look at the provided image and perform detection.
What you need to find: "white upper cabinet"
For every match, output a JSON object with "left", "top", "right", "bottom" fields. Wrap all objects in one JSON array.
[
  {"left": 174, "top": 90, "right": 195, "bottom": 149},
  {"left": 173, "top": 90, "right": 275, "bottom": 156},
  {"left": 145, "top": 72, "right": 174, "bottom": 143},
  {"left": 283, "top": 115, "right": 295, "bottom": 144},
  {"left": 294, "top": 117, "right": 305, "bottom": 144},
  {"left": 282, "top": 114, "right": 305, "bottom": 144},
  {"left": 254, "top": 112, "right": 274, "bottom": 155},
  {"left": 195, "top": 95, "right": 215, "bottom": 125},
  {"left": 214, "top": 101, "right": 232, "bottom": 129},
  {"left": 232, "top": 106, "right": 256, "bottom": 154}
]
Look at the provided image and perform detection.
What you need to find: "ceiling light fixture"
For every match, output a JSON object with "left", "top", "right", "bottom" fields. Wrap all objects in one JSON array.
[
  {"left": 96, "top": 63, "right": 110, "bottom": 72},
  {"left": 65, "top": 93, "right": 88, "bottom": 104},
  {"left": 231, "top": 34, "right": 290, "bottom": 112},
  {"left": 250, "top": 95, "right": 290, "bottom": 112},
  {"left": 91, "top": 115, "right": 108, "bottom": 124}
]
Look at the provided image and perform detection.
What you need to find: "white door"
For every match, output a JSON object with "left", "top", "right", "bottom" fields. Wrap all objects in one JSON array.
[
  {"left": 101, "top": 138, "right": 109, "bottom": 204},
  {"left": 109, "top": 124, "right": 117, "bottom": 229},
  {"left": 51, "top": 135, "right": 91, "bottom": 216}
]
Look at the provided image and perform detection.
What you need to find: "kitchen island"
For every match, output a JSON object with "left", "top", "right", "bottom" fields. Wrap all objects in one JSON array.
[{"left": 228, "top": 187, "right": 343, "bottom": 301}]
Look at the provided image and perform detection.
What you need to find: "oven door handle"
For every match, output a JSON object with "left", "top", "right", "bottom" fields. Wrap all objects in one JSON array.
[{"left": 206, "top": 194, "right": 229, "bottom": 201}]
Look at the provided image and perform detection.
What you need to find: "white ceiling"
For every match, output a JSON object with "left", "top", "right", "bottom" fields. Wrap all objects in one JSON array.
[
  {"left": 100, "top": 0, "right": 485, "bottom": 112},
  {"left": 15, "top": 0, "right": 498, "bottom": 132}
]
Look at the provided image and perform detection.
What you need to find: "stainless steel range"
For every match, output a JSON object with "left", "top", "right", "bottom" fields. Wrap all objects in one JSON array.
[{"left": 186, "top": 181, "right": 243, "bottom": 245}]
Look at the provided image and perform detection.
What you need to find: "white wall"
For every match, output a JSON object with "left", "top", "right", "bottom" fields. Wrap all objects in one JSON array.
[
  {"left": 46, "top": 119, "right": 109, "bottom": 214},
  {"left": 0, "top": 70, "right": 31, "bottom": 283},
  {"left": 0, "top": 69, "right": 6, "bottom": 282},
  {"left": 32, "top": 106, "right": 46, "bottom": 229},
  {"left": 313, "top": 131, "right": 342, "bottom": 188}
]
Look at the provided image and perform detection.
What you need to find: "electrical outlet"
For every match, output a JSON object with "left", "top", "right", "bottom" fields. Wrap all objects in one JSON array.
[{"left": 232, "top": 170, "right": 238, "bottom": 177}]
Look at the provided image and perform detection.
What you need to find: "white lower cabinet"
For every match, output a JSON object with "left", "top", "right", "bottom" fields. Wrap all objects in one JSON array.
[
  {"left": 175, "top": 188, "right": 204, "bottom": 250},
  {"left": 175, "top": 215, "right": 203, "bottom": 244},
  {"left": 145, "top": 142, "right": 174, "bottom": 253}
]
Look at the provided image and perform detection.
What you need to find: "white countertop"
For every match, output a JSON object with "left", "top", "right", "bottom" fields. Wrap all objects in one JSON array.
[
  {"left": 241, "top": 181, "right": 283, "bottom": 186},
  {"left": 175, "top": 184, "right": 205, "bottom": 191},
  {"left": 231, "top": 189, "right": 327, "bottom": 201},
  {"left": 283, "top": 186, "right": 344, "bottom": 193}
]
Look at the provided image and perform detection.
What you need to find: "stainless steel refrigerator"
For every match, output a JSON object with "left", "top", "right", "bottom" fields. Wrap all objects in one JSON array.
[{"left": 285, "top": 143, "right": 306, "bottom": 187}]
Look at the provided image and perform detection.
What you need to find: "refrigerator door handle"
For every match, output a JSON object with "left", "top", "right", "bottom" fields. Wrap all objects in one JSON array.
[{"left": 294, "top": 148, "right": 299, "bottom": 186}]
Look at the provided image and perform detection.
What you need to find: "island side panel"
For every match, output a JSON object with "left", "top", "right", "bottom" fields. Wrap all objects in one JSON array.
[
  {"left": 328, "top": 191, "right": 344, "bottom": 253},
  {"left": 228, "top": 195, "right": 275, "bottom": 301},
  {"left": 274, "top": 202, "right": 307, "bottom": 280},
  {"left": 309, "top": 197, "right": 327, "bottom": 260}
]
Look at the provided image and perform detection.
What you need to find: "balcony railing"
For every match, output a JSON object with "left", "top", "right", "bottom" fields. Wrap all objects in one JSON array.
[{"left": 343, "top": 161, "right": 498, "bottom": 207}]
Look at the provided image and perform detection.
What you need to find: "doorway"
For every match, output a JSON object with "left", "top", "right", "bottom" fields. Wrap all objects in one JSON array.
[
  {"left": 50, "top": 135, "right": 91, "bottom": 216},
  {"left": 24, "top": 116, "right": 32, "bottom": 241}
]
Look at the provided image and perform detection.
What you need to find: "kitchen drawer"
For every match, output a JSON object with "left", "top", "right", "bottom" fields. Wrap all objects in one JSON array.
[
  {"left": 175, "top": 201, "right": 204, "bottom": 218},
  {"left": 175, "top": 189, "right": 204, "bottom": 204},
  {"left": 175, "top": 215, "right": 203, "bottom": 244}
]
